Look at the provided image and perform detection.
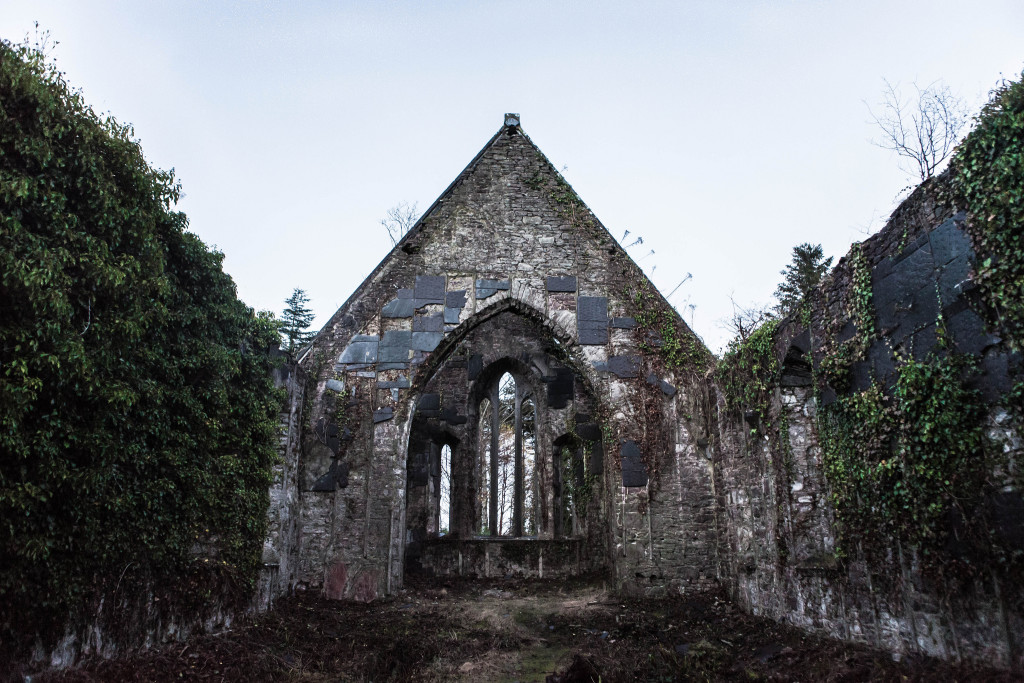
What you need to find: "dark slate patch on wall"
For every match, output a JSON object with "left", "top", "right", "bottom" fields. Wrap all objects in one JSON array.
[
  {"left": 608, "top": 355, "right": 640, "bottom": 379},
  {"left": 446, "top": 290, "right": 467, "bottom": 308},
  {"left": 311, "top": 460, "right": 350, "bottom": 492},
  {"left": 578, "top": 296, "right": 609, "bottom": 345},
  {"left": 378, "top": 378, "right": 411, "bottom": 389},
  {"left": 611, "top": 317, "right": 637, "bottom": 329},
  {"left": 873, "top": 237, "right": 937, "bottom": 344},
  {"left": 414, "top": 275, "right": 446, "bottom": 304},
  {"left": 411, "top": 331, "right": 444, "bottom": 352},
  {"left": 338, "top": 334, "right": 379, "bottom": 364},
  {"left": 373, "top": 407, "right": 394, "bottom": 423},
  {"left": 382, "top": 298, "right": 416, "bottom": 318},
  {"left": 621, "top": 440, "right": 648, "bottom": 487},
  {"left": 418, "top": 393, "right": 441, "bottom": 418},
  {"left": 476, "top": 279, "right": 511, "bottom": 299},
  {"left": 545, "top": 276, "right": 577, "bottom": 292},
  {"left": 413, "top": 313, "right": 444, "bottom": 332},
  {"left": 547, "top": 367, "right": 575, "bottom": 409}
]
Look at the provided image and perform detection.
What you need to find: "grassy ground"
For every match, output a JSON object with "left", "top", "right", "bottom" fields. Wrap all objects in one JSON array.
[{"left": 35, "top": 574, "right": 1014, "bottom": 682}]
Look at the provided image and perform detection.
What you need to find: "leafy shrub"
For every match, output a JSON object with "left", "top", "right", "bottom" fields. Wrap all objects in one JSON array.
[{"left": 0, "top": 39, "right": 281, "bottom": 652}]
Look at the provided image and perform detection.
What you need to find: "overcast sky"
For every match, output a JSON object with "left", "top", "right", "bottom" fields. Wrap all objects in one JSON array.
[{"left": 3, "top": 1, "right": 1022, "bottom": 353}]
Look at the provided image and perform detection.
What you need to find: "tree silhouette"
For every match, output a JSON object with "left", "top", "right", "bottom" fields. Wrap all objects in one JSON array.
[
  {"left": 774, "top": 243, "right": 833, "bottom": 315},
  {"left": 280, "top": 288, "right": 315, "bottom": 355}
]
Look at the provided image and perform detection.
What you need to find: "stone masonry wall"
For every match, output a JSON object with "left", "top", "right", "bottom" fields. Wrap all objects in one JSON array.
[
  {"left": 713, "top": 176, "right": 1024, "bottom": 667},
  {"left": 270, "top": 116, "right": 716, "bottom": 603}
]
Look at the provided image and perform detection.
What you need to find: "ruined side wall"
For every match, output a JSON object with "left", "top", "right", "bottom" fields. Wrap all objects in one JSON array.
[
  {"left": 714, "top": 178, "right": 1024, "bottom": 667},
  {"left": 276, "top": 123, "right": 716, "bottom": 601}
]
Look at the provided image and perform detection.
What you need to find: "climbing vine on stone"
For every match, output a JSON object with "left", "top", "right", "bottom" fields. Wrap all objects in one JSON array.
[
  {"left": 716, "top": 319, "right": 779, "bottom": 429},
  {"left": 951, "top": 72, "right": 1024, "bottom": 351},
  {"left": 818, "top": 354, "right": 992, "bottom": 576}
]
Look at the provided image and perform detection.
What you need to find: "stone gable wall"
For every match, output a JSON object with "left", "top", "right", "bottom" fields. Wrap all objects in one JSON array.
[{"left": 267, "top": 121, "right": 715, "bottom": 603}]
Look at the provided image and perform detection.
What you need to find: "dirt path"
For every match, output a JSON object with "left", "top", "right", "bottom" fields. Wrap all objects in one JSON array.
[{"left": 36, "top": 575, "right": 1013, "bottom": 682}]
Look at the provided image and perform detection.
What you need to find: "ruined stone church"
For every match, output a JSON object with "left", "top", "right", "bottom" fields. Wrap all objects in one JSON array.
[
  {"left": 268, "top": 112, "right": 715, "bottom": 599},
  {"left": 263, "top": 113, "right": 1023, "bottom": 666}
]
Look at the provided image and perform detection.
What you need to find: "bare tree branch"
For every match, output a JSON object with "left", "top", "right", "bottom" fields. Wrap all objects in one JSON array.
[
  {"left": 868, "top": 79, "right": 969, "bottom": 181},
  {"left": 380, "top": 201, "right": 420, "bottom": 246}
]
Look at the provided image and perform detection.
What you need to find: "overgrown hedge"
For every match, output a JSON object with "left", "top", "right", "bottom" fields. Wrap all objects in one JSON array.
[{"left": 0, "top": 41, "right": 281, "bottom": 655}]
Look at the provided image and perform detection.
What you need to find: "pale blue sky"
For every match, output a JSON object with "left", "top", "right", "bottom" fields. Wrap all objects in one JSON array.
[{"left": 3, "top": 1, "right": 1022, "bottom": 352}]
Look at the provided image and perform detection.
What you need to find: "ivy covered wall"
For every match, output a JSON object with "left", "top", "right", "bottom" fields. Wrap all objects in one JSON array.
[
  {"left": 713, "top": 74, "right": 1024, "bottom": 667},
  {"left": 0, "top": 41, "right": 282, "bottom": 668}
]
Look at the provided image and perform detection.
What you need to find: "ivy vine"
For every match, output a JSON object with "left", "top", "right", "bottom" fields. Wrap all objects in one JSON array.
[{"left": 951, "top": 72, "right": 1024, "bottom": 352}]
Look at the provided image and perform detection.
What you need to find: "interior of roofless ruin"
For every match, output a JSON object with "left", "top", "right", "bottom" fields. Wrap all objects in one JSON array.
[{"left": 255, "top": 107, "right": 1024, "bottom": 669}]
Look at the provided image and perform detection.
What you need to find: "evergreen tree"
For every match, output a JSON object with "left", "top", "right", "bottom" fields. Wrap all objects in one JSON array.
[
  {"left": 281, "top": 288, "right": 316, "bottom": 353},
  {"left": 774, "top": 243, "right": 833, "bottom": 315}
]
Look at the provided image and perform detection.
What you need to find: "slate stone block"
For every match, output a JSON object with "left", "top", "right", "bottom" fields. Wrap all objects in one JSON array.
[
  {"left": 413, "top": 314, "right": 444, "bottom": 332},
  {"left": 611, "top": 317, "right": 637, "bottom": 329},
  {"left": 382, "top": 298, "right": 416, "bottom": 318},
  {"left": 444, "top": 307, "right": 461, "bottom": 324},
  {"left": 547, "top": 367, "right": 575, "bottom": 409},
  {"left": 373, "top": 407, "right": 394, "bottom": 423},
  {"left": 418, "top": 393, "right": 441, "bottom": 417},
  {"left": 948, "top": 308, "right": 997, "bottom": 356},
  {"left": 414, "top": 275, "right": 446, "bottom": 303},
  {"left": 397, "top": 288, "right": 414, "bottom": 299},
  {"left": 377, "top": 378, "right": 411, "bottom": 389},
  {"left": 874, "top": 244, "right": 936, "bottom": 334},
  {"left": 446, "top": 290, "right": 467, "bottom": 308},
  {"left": 578, "top": 321, "right": 608, "bottom": 345},
  {"left": 311, "top": 460, "right": 350, "bottom": 492},
  {"left": 937, "top": 254, "right": 971, "bottom": 308},
  {"left": 578, "top": 296, "right": 608, "bottom": 321},
  {"left": 377, "top": 363, "right": 408, "bottom": 370},
  {"left": 476, "top": 278, "right": 511, "bottom": 299},
  {"left": 929, "top": 215, "right": 972, "bottom": 266},
  {"left": 339, "top": 339, "right": 378, "bottom": 364},
  {"left": 468, "top": 354, "right": 483, "bottom": 380},
  {"left": 867, "top": 338, "right": 895, "bottom": 385},
  {"left": 326, "top": 378, "right": 345, "bottom": 393},
  {"left": 411, "top": 331, "right": 444, "bottom": 352},
  {"left": 380, "top": 335, "right": 412, "bottom": 362},
  {"left": 608, "top": 355, "right": 640, "bottom": 379},
  {"left": 381, "top": 330, "right": 411, "bottom": 348},
  {"left": 621, "top": 440, "right": 648, "bottom": 487},
  {"left": 545, "top": 275, "right": 577, "bottom": 292},
  {"left": 910, "top": 325, "right": 938, "bottom": 361}
]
